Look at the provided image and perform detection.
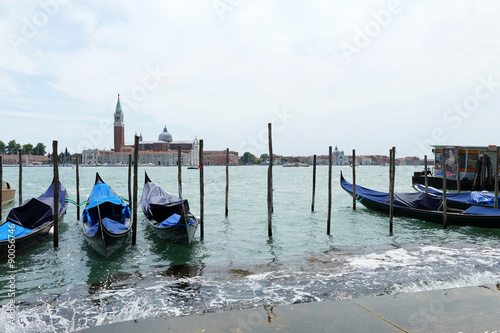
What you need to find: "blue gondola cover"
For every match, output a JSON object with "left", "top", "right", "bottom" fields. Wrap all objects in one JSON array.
[
  {"left": 0, "top": 222, "right": 33, "bottom": 241},
  {"left": 343, "top": 178, "right": 442, "bottom": 210},
  {"left": 83, "top": 182, "right": 130, "bottom": 226},
  {"left": 469, "top": 191, "right": 496, "bottom": 205},
  {"left": 462, "top": 205, "right": 500, "bottom": 216},
  {"left": 85, "top": 217, "right": 131, "bottom": 235}
]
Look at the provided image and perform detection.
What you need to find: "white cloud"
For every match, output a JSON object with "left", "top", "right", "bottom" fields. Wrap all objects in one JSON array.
[{"left": 2, "top": 0, "right": 500, "bottom": 157}]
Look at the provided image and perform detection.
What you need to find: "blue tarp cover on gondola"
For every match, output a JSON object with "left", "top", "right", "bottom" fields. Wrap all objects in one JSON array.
[
  {"left": 414, "top": 183, "right": 498, "bottom": 205},
  {"left": 6, "top": 182, "right": 67, "bottom": 229},
  {"left": 390, "top": 193, "right": 442, "bottom": 210},
  {"left": 158, "top": 213, "right": 196, "bottom": 228},
  {"left": 340, "top": 178, "right": 388, "bottom": 203},
  {"left": 342, "top": 180, "right": 442, "bottom": 210},
  {"left": 469, "top": 192, "right": 496, "bottom": 205},
  {"left": 85, "top": 217, "right": 131, "bottom": 236},
  {"left": 0, "top": 222, "right": 33, "bottom": 241},
  {"left": 85, "top": 183, "right": 126, "bottom": 211},
  {"left": 83, "top": 182, "right": 130, "bottom": 227},
  {"left": 462, "top": 205, "right": 500, "bottom": 215},
  {"left": 342, "top": 177, "right": 442, "bottom": 210}
]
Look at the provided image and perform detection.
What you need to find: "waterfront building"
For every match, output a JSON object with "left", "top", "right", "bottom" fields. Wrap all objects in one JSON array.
[
  {"left": 202, "top": 150, "right": 239, "bottom": 166},
  {"left": 82, "top": 95, "right": 199, "bottom": 166},
  {"left": 332, "top": 146, "right": 346, "bottom": 165},
  {"left": 0, "top": 154, "right": 50, "bottom": 165},
  {"left": 81, "top": 95, "right": 237, "bottom": 166}
]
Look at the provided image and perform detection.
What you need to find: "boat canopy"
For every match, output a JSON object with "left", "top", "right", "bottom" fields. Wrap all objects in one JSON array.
[{"left": 6, "top": 182, "right": 67, "bottom": 229}]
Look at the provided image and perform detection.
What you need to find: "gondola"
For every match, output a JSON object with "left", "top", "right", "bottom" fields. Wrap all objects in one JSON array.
[
  {"left": 0, "top": 181, "right": 68, "bottom": 260},
  {"left": 412, "top": 182, "right": 500, "bottom": 210},
  {"left": 340, "top": 172, "right": 500, "bottom": 228},
  {"left": 140, "top": 172, "right": 198, "bottom": 244},
  {"left": 82, "top": 173, "right": 131, "bottom": 256}
]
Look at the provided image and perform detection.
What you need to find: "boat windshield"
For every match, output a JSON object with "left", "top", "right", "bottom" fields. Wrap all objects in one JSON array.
[{"left": 2, "top": 181, "right": 9, "bottom": 189}]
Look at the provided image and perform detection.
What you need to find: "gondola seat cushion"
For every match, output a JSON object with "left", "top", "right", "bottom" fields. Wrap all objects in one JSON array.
[{"left": 158, "top": 214, "right": 195, "bottom": 227}]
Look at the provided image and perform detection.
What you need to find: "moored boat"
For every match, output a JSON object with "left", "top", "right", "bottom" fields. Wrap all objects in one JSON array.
[
  {"left": 0, "top": 181, "right": 68, "bottom": 260},
  {"left": 341, "top": 172, "right": 500, "bottom": 228},
  {"left": 283, "top": 162, "right": 309, "bottom": 167},
  {"left": 413, "top": 145, "right": 500, "bottom": 191},
  {"left": 140, "top": 172, "right": 198, "bottom": 244},
  {"left": 82, "top": 173, "right": 131, "bottom": 256},
  {"left": 2, "top": 181, "right": 16, "bottom": 206}
]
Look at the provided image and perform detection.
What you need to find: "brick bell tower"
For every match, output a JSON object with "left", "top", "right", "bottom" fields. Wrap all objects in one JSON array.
[{"left": 113, "top": 94, "right": 125, "bottom": 152}]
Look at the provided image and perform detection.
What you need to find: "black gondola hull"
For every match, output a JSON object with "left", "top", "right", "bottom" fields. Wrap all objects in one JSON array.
[
  {"left": 147, "top": 215, "right": 198, "bottom": 245},
  {"left": 83, "top": 220, "right": 131, "bottom": 257}
]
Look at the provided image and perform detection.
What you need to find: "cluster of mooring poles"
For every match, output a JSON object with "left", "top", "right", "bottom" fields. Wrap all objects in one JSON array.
[{"left": 7, "top": 132, "right": 500, "bottom": 245}]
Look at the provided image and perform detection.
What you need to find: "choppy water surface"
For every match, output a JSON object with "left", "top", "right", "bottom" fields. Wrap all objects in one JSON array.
[{"left": 1, "top": 165, "right": 499, "bottom": 332}]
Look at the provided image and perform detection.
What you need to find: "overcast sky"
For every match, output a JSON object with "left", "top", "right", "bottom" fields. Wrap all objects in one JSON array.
[{"left": 1, "top": 0, "right": 500, "bottom": 158}]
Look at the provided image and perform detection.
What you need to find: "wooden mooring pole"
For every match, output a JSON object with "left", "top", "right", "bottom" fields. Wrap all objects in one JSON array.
[
  {"left": 225, "top": 148, "right": 229, "bottom": 217},
  {"left": 128, "top": 155, "right": 132, "bottom": 207},
  {"left": 76, "top": 156, "right": 80, "bottom": 220},
  {"left": 178, "top": 146, "right": 182, "bottom": 198},
  {"left": 456, "top": 148, "right": 461, "bottom": 193},
  {"left": 19, "top": 150, "right": 22, "bottom": 206},
  {"left": 442, "top": 146, "right": 447, "bottom": 229},
  {"left": 267, "top": 123, "right": 273, "bottom": 237},
  {"left": 327, "top": 146, "right": 332, "bottom": 235},
  {"left": 199, "top": 139, "right": 204, "bottom": 239},
  {"left": 132, "top": 136, "right": 139, "bottom": 245},
  {"left": 424, "top": 155, "right": 428, "bottom": 194},
  {"left": 352, "top": 149, "right": 356, "bottom": 211},
  {"left": 389, "top": 147, "right": 395, "bottom": 234},
  {"left": 53, "top": 141, "right": 60, "bottom": 249},
  {"left": 495, "top": 146, "right": 499, "bottom": 209},
  {"left": 311, "top": 154, "right": 317, "bottom": 212},
  {"left": 0, "top": 156, "right": 3, "bottom": 221}
]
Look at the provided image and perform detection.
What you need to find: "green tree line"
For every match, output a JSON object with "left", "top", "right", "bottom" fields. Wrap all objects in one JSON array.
[
  {"left": 0, "top": 140, "right": 47, "bottom": 155},
  {"left": 241, "top": 152, "right": 286, "bottom": 164}
]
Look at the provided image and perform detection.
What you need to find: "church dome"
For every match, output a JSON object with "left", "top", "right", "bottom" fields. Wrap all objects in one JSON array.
[{"left": 158, "top": 126, "right": 172, "bottom": 142}]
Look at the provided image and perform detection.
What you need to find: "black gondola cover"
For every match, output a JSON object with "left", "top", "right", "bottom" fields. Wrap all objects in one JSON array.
[
  {"left": 141, "top": 177, "right": 190, "bottom": 224},
  {"left": 6, "top": 182, "right": 68, "bottom": 229}
]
